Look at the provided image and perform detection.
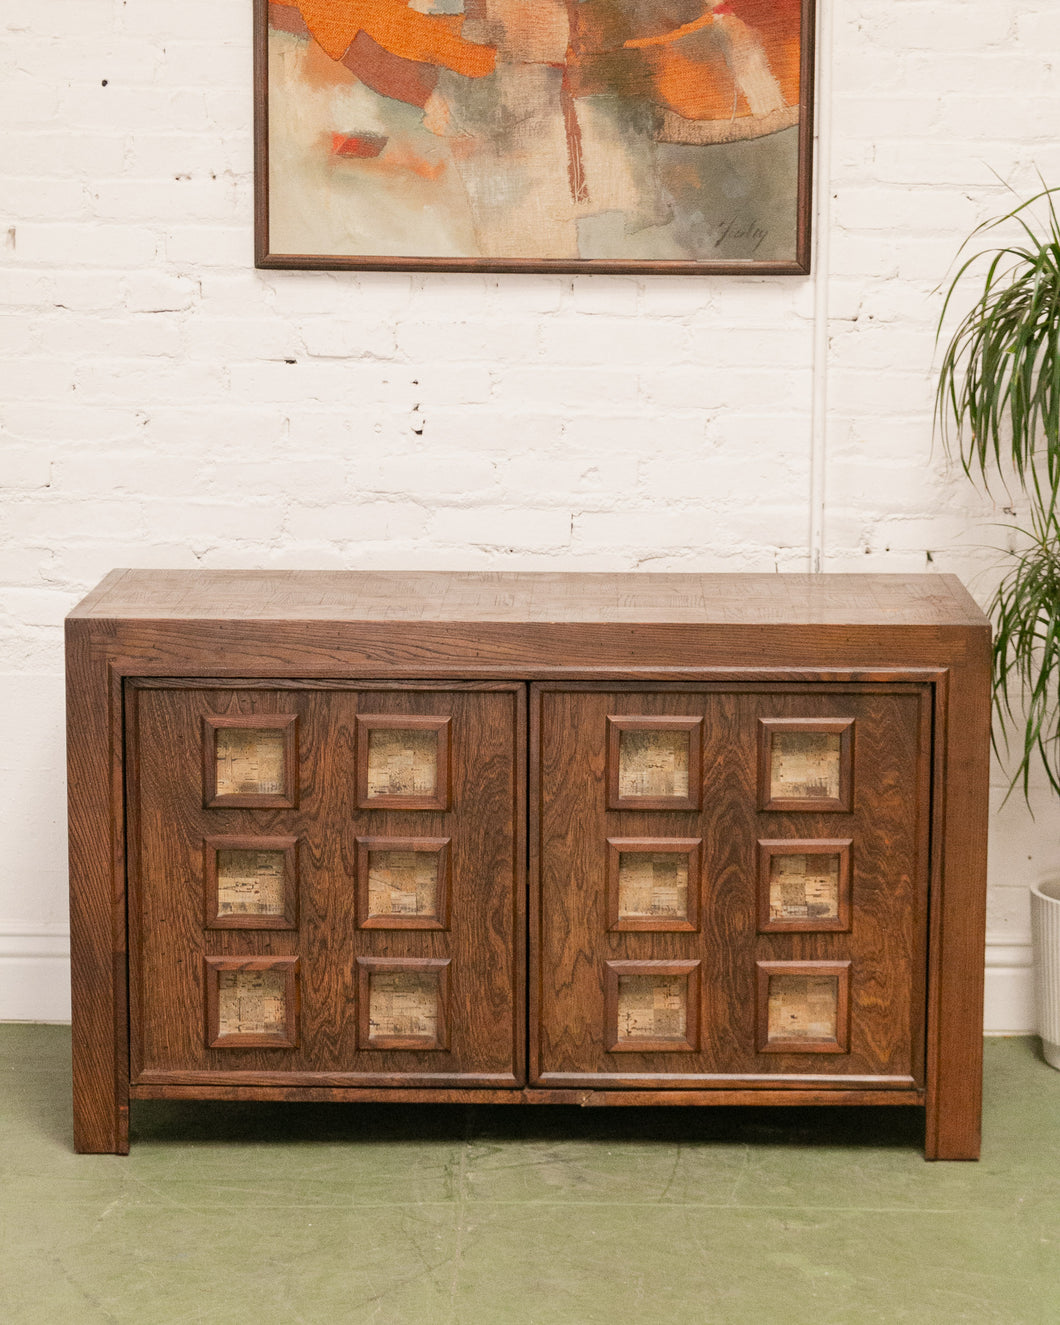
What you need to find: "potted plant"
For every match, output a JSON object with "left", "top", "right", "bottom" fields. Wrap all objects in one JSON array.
[{"left": 935, "top": 184, "right": 1060, "bottom": 1066}]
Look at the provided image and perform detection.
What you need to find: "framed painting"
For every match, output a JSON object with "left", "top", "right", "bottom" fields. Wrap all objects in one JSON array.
[{"left": 254, "top": 1, "right": 816, "bottom": 275}]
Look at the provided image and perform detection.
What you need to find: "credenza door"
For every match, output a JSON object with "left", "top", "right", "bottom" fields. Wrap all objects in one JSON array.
[
  {"left": 531, "top": 683, "right": 932, "bottom": 1091},
  {"left": 128, "top": 681, "right": 525, "bottom": 1088}
]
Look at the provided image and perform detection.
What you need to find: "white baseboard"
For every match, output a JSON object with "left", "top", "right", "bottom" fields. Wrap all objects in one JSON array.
[
  {"left": 0, "top": 928, "right": 71, "bottom": 1023},
  {"left": 984, "top": 937, "right": 1035, "bottom": 1035},
  {"left": 0, "top": 930, "right": 1040, "bottom": 1034}
]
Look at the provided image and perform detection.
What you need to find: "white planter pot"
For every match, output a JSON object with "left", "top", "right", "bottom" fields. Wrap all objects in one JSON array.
[{"left": 1031, "top": 874, "right": 1060, "bottom": 1069}]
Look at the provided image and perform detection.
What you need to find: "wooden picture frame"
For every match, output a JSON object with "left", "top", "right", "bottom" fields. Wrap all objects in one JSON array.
[
  {"left": 604, "top": 959, "right": 701, "bottom": 1053},
  {"left": 355, "top": 714, "right": 452, "bottom": 811},
  {"left": 756, "top": 837, "right": 852, "bottom": 933},
  {"left": 356, "top": 957, "right": 451, "bottom": 1052},
  {"left": 254, "top": 0, "right": 816, "bottom": 275},
  {"left": 757, "top": 717, "right": 854, "bottom": 812},
  {"left": 355, "top": 836, "right": 452, "bottom": 930},
  {"left": 203, "top": 834, "right": 299, "bottom": 930},
  {"left": 606, "top": 837, "right": 702, "bottom": 932},
  {"left": 205, "top": 956, "right": 299, "bottom": 1049},
  {"left": 756, "top": 960, "right": 851, "bottom": 1055},
  {"left": 606, "top": 715, "right": 703, "bottom": 811},
  {"left": 202, "top": 712, "right": 298, "bottom": 809}
]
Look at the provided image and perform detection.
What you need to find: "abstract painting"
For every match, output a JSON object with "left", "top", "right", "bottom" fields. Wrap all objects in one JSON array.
[{"left": 254, "top": 0, "right": 815, "bottom": 273}]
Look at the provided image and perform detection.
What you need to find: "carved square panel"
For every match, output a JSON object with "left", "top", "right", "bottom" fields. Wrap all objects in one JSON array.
[
  {"left": 203, "top": 714, "right": 298, "bottom": 808},
  {"left": 204, "top": 835, "right": 298, "bottom": 929},
  {"left": 219, "top": 850, "right": 285, "bottom": 913},
  {"left": 205, "top": 957, "right": 298, "bottom": 1048},
  {"left": 605, "top": 960, "right": 700, "bottom": 1052},
  {"left": 758, "top": 718, "right": 853, "bottom": 811},
  {"left": 356, "top": 836, "right": 451, "bottom": 929},
  {"left": 757, "top": 961, "right": 850, "bottom": 1054},
  {"left": 356, "top": 715, "right": 451, "bottom": 810},
  {"left": 757, "top": 838, "right": 851, "bottom": 932},
  {"left": 357, "top": 957, "right": 450, "bottom": 1051},
  {"left": 606, "top": 838, "right": 701, "bottom": 932},
  {"left": 606, "top": 717, "right": 703, "bottom": 810}
]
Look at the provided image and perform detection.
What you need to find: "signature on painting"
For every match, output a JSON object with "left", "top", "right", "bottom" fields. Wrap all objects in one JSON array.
[{"left": 710, "top": 218, "right": 769, "bottom": 254}]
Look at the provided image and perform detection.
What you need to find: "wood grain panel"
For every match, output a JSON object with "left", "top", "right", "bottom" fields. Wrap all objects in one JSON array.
[
  {"left": 355, "top": 835, "right": 451, "bottom": 930},
  {"left": 756, "top": 838, "right": 851, "bottom": 933},
  {"left": 606, "top": 837, "right": 701, "bottom": 932},
  {"left": 128, "top": 683, "right": 523, "bottom": 1087},
  {"left": 204, "top": 956, "right": 299, "bottom": 1048},
  {"left": 757, "top": 717, "right": 853, "bottom": 811},
  {"left": 203, "top": 834, "right": 299, "bottom": 930},
  {"left": 202, "top": 713, "right": 298, "bottom": 808},
  {"left": 533, "top": 684, "right": 931, "bottom": 1090}
]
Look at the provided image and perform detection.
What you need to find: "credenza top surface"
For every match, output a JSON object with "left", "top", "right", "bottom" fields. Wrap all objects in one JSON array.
[{"left": 68, "top": 569, "right": 987, "bottom": 629}]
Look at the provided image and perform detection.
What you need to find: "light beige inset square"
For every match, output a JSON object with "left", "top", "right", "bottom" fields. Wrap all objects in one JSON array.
[
  {"left": 368, "top": 850, "right": 439, "bottom": 918},
  {"left": 216, "top": 849, "right": 287, "bottom": 917},
  {"left": 618, "top": 730, "right": 690, "bottom": 799},
  {"left": 770, "top": 731, "right": 841, "bottom": 802},
  {"left": 368, "top": 970, "right": 439, "bottom": 1042},
  {"left": 768, "top": 853, "right": 841, "bottom": 922},
  {"left": 215, "top": 728, "right": 286, "bottom": 797},
  {"left": 618, "top": 852, "right": 689, "bottom": 920},
  {"left": 766, "top": 974, "right": 838, "bottom": 1042},
  {"left": 616, "top": 974, "right": 688, "bottom": 1042},
  {"left": 366, "top": 729, "right": 438, "bottom": 799},
  {"left": 217, "top": 968, "right": 288, "bottom": 1038}
]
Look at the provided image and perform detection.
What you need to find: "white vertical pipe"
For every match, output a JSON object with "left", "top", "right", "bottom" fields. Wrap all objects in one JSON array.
[{"left": 809, "top": 0, "right": 835, "bottom": 573}]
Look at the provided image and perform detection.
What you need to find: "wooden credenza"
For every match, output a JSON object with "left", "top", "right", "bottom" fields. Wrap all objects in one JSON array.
[{"left": 66, "top": 571, "right": 990, "bottom": 1158}]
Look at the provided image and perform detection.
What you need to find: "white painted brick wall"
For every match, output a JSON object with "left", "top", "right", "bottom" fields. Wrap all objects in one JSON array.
[{"left": 1, "top": 0, "right": 1058, "bottom": 1024}]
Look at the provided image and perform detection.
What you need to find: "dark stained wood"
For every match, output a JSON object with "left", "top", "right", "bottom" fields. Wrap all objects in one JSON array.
[
  {"left": 606, "top": 715, "right": 703, "bottom": 811},
  {"left": 606, "top": 837, "right": 702, "bottom": 933},
  {"left": 67, "top": 615, "right": 129, "bottom": 1154},
  {"left": 533, "top": 684, "right": 932, "bottom": 1091},
  {"left": 67, "top": 571, "right": 988, "bottom": 1157},
  {"left": 924, "top": 660, "right": 991, "bottom": 1161},
  {"left": 127, "top": 683, "right": 523, "bottom": 1091},
  {"left": 202, "top": 713, "right": 298, "bottom": 809},
  {"left": 355, "top": 835, "right": 451, "bottom": 930},
  {"left": 203, "top": 833, "right": 299, "bottom": 930},
  {"left": 129, "top": 1084, "right": 924, "bottom": 1107},
  {"left": 756, "top": 837, "right": 852, "bottom": 934},
  {"left": 354, "top": 713, "right": 451, "bottom": 810},
  {"left": 756, "top": 716, "right": 854, "bottom": 812},
  {"left": 755, "top": 959, "right": 851, "bottom": 1054}
]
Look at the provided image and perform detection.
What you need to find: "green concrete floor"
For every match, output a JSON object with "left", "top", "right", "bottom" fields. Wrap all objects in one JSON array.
[{"left": 0, "top": 1029, "right": 1057, "bottom": 1324}]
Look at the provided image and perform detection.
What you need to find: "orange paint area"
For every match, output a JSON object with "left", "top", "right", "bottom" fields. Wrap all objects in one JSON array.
[
  {"left": 270, "top": 0, "right": 800, "bottom": 129},
  {"left": 323, "top": 128, "right": 446, "bottom": 179},
  {"left": 332, "top": 131, "right": 388, "bottom": 157},
  {"left": 273, "top": 0, "right": 496, "bottom": 77},
  {"left": 569, "top": 0, "right": 800, "bottom": 123},
  {"left": 623, "top": 12, "right": 717, "bottom": 50}
]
